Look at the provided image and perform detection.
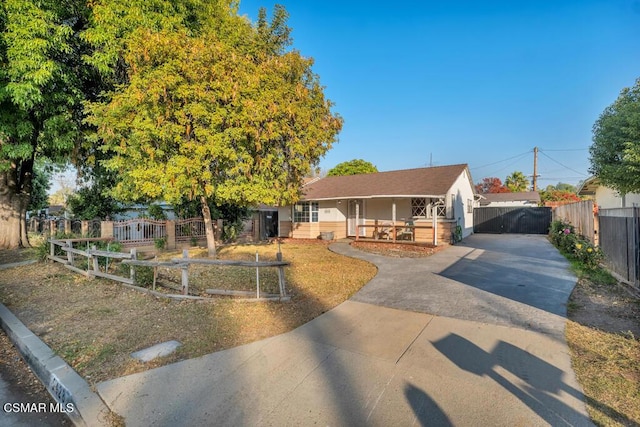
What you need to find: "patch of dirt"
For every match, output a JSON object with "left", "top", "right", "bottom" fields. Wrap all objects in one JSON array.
[
  {"left": 351, "top": 241, "right": 448, "bottom": 258},
  {"left": 568, "top": 278, "right": 640, "bottom": 337}
]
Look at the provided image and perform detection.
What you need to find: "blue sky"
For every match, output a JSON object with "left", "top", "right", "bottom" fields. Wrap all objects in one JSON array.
[{"left": 237, "top": 0, "right": 640, "bottom": 188}]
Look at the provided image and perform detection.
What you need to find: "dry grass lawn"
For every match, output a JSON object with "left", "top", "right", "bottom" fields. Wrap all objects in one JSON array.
[{"left": 0, "top": 240, "right": 376, "bottom": 384}]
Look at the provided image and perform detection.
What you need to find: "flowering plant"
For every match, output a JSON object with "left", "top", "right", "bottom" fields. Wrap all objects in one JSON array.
[{"left": 550, "top": 219, "right": 602, "bottom": 269}]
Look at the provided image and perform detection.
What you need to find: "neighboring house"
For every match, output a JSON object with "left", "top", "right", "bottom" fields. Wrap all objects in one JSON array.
[
  {"left": 114, "top": 202, "right": 176, "bottom": 220},
  {"left": 277, "top": 164, "right": 477, "bottom": 244},
  {"left": 577, "top": 177, "right": 640, "bottom": 209},
  {"left": 478, "top": 191, "right": 541, "bottom": 207}
]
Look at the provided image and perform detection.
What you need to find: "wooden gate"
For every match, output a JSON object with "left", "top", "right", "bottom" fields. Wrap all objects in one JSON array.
[{"left": 474, "top": 207, "right": 552, "bottom": 234}]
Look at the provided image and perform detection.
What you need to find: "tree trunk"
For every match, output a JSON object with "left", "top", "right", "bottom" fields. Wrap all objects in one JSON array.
[
  {"left": 0, "top": 157, "right": 34, "bottom": 249},
  {"left": 0, "top": 186, "right": 30, "bottom": 249},
  {"left": 201, "top": 195, "right": 217, "bottom": 258}
]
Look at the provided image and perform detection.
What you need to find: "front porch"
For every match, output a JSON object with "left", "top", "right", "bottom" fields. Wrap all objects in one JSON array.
[{"left": 354, "top": 219, "right": 454, "bottom": 246}]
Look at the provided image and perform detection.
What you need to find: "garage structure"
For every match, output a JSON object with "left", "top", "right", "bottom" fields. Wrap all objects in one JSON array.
[{"left": 473, "top": 206, "right": 552, "bottom": 234}]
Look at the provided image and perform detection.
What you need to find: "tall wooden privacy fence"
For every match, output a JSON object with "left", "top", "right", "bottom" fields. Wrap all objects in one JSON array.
[
  {"left": 598, "top": 208, "right": 640, "bottom": 289},
  {"left": 552, "top": 200, "right": 597, "bottom": 244}
]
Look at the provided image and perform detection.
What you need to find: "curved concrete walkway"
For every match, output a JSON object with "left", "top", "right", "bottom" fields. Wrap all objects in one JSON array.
[{"left": 95, "top": 235, "right": 593, "bottom": 426}]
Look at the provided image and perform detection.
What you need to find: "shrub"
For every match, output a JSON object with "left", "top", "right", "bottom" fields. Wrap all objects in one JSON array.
[
  {"left": 549, "top": 219, "right": 602, "bottom": 270},
  {"left": 154, "top": 237, "right": 166, "bottom": 250},
  {"left": 573, "top": 240, "right": 604, "bottom": 269}
]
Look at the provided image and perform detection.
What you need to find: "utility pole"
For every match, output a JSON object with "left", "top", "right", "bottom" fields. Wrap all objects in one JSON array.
[{"left": 532, "top": 146, "right": 538, "bottom": 191}]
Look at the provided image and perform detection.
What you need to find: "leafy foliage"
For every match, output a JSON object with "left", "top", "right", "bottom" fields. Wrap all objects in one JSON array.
[
  {"left": 327, "top": 159, "right": 378, "bottom": 176},
  {"left": 28, "top": 163, "right": 51, "bottom": 211},
  {"left": 590, "top": 78, "right": 640, "bottom": 194},
  {"left": 505, "top": 171, "right": 529, "bottom": 192},
  {"left": 549, "top": 219, "right": 602, "bottom": 269},
  {"left": 86, "top": 4, "right": 341, "bottom": 255},
  {"left": 0, "top": 0, "right": 91, "bottom": 247},
  {"left": 539, "top": 187, "right": 582, "bottom": 203},
  {"left": 66, "top": 184, "right": 122, "bottom": 219},
  {"left": 474, "top": 177, "right": 511, "bottom": 194},
  {"left": 146, "top": 204, "right": 167, "bottom": 220}
]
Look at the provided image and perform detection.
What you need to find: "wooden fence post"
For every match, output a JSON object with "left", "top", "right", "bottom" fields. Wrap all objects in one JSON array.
[
  {"left": 91, "top": 245, "right": 99, "bottom": 276},
  {"left": 65, "top": 240, "right": 74, "bottom": 265},
  {"left": 256, "top": 252, "right": 260, "bottom": 299},
  {"left": 49, "top": 239, "right": 54, "bottom": 261},
  {"left": 181, "top": 249, "right": 189, "bottom": 295},
  {"left": 129, "top": 248, "right": 137, "bottom": 284}
]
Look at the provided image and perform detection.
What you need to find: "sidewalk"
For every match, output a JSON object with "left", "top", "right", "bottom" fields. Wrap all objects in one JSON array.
[{"left": 0, "top": 237, "right": 593, "bottom": 426}]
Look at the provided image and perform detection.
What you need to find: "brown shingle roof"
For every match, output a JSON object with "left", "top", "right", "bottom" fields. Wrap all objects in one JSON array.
[
  {"left": 302, "top": 164, "right": 469, "bottom": 200},
  {"left": 479, "top": 191, "right": 540, "bottom": 205}
]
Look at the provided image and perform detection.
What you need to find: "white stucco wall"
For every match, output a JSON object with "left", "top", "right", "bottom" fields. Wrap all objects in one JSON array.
[
  {"left": 449, "top": 169, "right": 475, "bottom": 237},
  {"left": 596, "top": 186, "right": 640, "bottom": 208}
]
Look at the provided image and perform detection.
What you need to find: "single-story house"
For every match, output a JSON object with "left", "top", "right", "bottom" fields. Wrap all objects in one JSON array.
[
  {"left": 577, "top": 177, "right": 640, "bottom": 209},
  {"left": 478, "top": 191, "right": 541, "bottom": 207},
  {"left": 277, "top": 164, "right": 477, "bottom": 244}
]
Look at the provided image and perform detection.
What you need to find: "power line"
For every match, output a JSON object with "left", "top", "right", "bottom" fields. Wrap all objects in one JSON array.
[
  {"left": 538, "top": 150, "right": 588, "bottom": 177},
  {"left": 470, "top": 150, "right": 532, "bottom": 170},
  {"left": 538, "top": 148, "right": 588, "bottom": 152}
]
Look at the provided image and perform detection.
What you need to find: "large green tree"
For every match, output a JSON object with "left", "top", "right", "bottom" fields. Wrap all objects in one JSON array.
[
  {"left": 87, "top": 4, "right": 342, "bottom": 256},
  {"left": 0, "top": 0, "right": 90, "bottom": 248},
  {"left": 327, "top": 159, "right": 378, "bottom": 176},
  {"left": 590, "top": 78, "right": 640, "bottom": 194},
  {"left": 505, "top": 171, "right": 530, "bottom": 192}
]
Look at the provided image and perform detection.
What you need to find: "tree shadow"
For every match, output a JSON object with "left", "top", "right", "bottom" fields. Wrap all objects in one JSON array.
[{"left": 432, "top": 333, "right": 632, "bottom": 426}]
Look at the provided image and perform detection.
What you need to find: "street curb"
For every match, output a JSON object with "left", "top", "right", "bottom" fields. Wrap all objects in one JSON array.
[{"left": 0, "top": 303, "right": 112, "bottom": 426}]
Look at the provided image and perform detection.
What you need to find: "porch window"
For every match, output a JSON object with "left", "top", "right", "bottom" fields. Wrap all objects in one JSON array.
[
  {"left": 293, "top": 202, "right": 318, "bottom": 223},
  {"left": 411, "top": 198, "right": 427, "bottom": 218}
]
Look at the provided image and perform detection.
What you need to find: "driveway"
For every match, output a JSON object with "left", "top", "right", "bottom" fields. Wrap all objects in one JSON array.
[
  {"left": 95, "top": 234, "right": 592, "bottom": 426},
  {"left": 344, "top": 234, "right": 576, "bottom": 340}
]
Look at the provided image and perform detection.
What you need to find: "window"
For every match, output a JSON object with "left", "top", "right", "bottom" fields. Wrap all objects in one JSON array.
[
  {"left": 411, "top": 198, "right": 427, "bottom": 218},
  {"left": 293, "top": 202, "right": 318, "bottom": 222},
  {"left": 467, "top": 199, "right": 473, "bottom": 213}
]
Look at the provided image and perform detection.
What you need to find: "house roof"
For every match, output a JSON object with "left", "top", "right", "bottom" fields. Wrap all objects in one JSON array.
[
  {"left": 577, "top": 176, "right": 598, "bottom": 196},
  {"left": 301, "top": 164, "right": 470, "bottom": 200},
  {"left": 478, "top": 191, "right": 540, "bottom": 205}
]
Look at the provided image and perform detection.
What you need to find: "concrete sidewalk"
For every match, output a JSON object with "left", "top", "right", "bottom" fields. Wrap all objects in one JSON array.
[{"left": 95, "top": 236, "right": 592, "bottom": 426}]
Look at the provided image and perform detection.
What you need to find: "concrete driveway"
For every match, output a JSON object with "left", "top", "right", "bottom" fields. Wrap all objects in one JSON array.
[
  {"left": 95, "top": 234, "right": 592, "bottom": 426},
  {"left": 347, "top": 234, "right": 576, "bottom": 340}
]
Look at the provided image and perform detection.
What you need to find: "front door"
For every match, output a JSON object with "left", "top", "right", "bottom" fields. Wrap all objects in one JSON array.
[{"left": 347, "top": 200, "right": 365, "bottom": 237}]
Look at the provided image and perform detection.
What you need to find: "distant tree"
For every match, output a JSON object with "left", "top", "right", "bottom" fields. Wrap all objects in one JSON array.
[
  {"left": 66, "top": 164, "right": 123, "bottom": 220},
  {"left": 590, "top": 78, "right": 640, "bottom": 194},
  {"left": 539, "top": 189, "right": 581, "bottom": 203},
  {"left": 48, "top": 178, "right": 75, "bottom": 206},
  {"left": 475, "top": 177, "right": 511, "bottom": 194},
  {"left": 327, "top": 159, "right": 378, "bottom": 176},
  {"left": 66, "top": 185, "right": 122, "bottom": 220},
  {"left": 554, "top": 182, "right": 577, "bottom": 193},
  {"left": 505, "top": 171, "right": 530, "bottom": 192}
]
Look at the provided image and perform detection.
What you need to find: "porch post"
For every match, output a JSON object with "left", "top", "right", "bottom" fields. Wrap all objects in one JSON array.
[
  {"left": 355, "top": 202, "right": 360, "bottom": 238},
  {"left": 392, "top": 200, "right": 396, "bottom": 224},
  {"left": 433, "top": 205, "right": 438, "bottom": 246}
]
